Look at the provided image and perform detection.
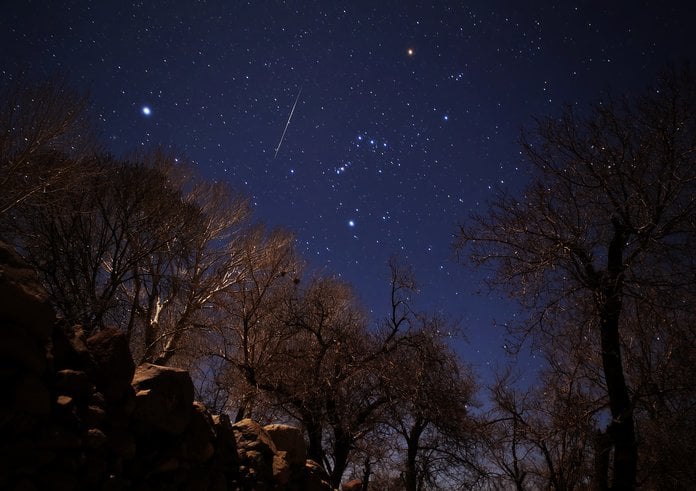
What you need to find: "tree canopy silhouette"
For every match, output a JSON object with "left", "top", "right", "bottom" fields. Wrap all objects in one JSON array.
[{"left": 456, "top": 66, "right": 696, "bottom": 489}]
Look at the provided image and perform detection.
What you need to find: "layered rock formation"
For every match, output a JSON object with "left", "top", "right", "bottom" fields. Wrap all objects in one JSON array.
[{"left": 0, "top": 242, "right": 334, "bottom": 491}]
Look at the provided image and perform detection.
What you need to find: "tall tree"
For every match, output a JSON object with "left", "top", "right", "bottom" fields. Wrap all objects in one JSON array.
[
  {"left": 383, "top": 326, "right": 480, "bottom": 491},
  {"left": 376, "top": 260, "right": 482, "bottom": 491},
  {"left": 456, "top": 67, "right": 696, "bottom": 489},
  {"left": 202, "top": 225, "right": 300, "bottom": 418},
  {"left": 482, "top": 364, "right": 597, "bottom": 490},
  {"left": 7, "top": 150, "right": 257, "bottom": 366},
  {"left": 214, "top": 261, "right": 457, "bottom": 488},
  {"left": 0, "top": 75, "right": 98, "bottom": 217},
  {"left": 117, "top": 155, "right": 255, "bottom": 365},
  {"left": 261, "top": 276, "right": 377, "bottom": 488}
]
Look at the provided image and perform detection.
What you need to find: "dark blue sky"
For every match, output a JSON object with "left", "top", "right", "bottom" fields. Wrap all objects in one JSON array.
[{"left": 2, "top": 0, "right": 693, "bottom": 378}]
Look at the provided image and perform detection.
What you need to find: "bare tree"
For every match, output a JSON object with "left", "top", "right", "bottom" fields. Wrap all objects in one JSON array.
[
  {"left": 6, "top": 155, "right": 179, "bottom": 332},
  {"left": 214, "top": 268, "right": 416, "bottom": 488},
  {"left": 482, "top": 362, "right": 597, "bottom": 491},
  {"left": 7, "top": 150, "right": 257, "bottom": 367},
  {"left": 373, "top": 260, "right": 482, "bottom": 490},
  {"left": 268, "top": 276, "right": 377, "bottom": 487},
  {"left": 383, "top": 326, "right": 481, "bottom": 491},
  {"left": 202, "top": 225, "right": 300, "bottom": 419},
  {"left": 621, "top": 289, "right": 696, "bottom": 488},
  {"left": 456, "top": 67, "right": 696, "bottom": 489},
  {"left": 118, "top": 156, "right": 254, "bottom": 365},
  {"left": 0, "top": 74, "right": 98, "bottom": 217},
  {"left": 482, "top": 371, "right": 535, "bottom": 491}
]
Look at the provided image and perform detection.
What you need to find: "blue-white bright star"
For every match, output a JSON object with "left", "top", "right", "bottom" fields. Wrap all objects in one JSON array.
[
  {"left": 348, "top": 220, "right": 355, "bottom": 227},
  {"left": 142, "top": 106, "right": 152, "bottom": 116}
]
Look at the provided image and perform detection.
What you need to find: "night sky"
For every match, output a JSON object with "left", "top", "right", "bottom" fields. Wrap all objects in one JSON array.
[{"left": 2, "top": 1, "right": 693, "bottom": 378}]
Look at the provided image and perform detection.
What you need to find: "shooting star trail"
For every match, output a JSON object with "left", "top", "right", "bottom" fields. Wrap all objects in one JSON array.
[{"left": 274, "top": 86, "right": 302, "bottom": 159}]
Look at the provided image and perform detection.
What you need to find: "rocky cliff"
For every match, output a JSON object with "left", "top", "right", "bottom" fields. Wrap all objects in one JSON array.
[{"left": 0, "top": 242, "right": 334, "bottom": 491}]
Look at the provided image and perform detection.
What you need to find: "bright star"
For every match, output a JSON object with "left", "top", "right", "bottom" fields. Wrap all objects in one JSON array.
[
  {"left": 348, "top": 220, "right": 355, "bottom": 227},
  {"left": 407, "top": 48, "right": 414, "bottom": 56},
  {"left": 142, "top": 106, "right": 151, "bottom": 116}
]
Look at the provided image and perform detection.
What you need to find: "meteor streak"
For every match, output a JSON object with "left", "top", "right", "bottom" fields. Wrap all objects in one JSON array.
[{"left": 274, "top": 87, "right": 302, "bottom": 159}]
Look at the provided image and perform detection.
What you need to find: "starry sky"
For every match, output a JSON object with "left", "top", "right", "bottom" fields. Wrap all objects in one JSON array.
[{"left": 2, "top": 1, "right": 693, "bottom": 377}]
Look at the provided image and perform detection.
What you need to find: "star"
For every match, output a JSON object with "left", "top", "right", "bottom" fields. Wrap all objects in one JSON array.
[
  {"left": 407, "top": 48, "right": 414, "bottom": 56},
  {"left": 142, "top": 106, "right": 152, "bottom": 116},
  {"left": 348, "top": 220, "right": 355, "bottom": 227}
]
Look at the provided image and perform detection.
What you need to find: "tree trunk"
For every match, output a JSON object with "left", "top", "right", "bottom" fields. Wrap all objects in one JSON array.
[
  {"left": 599, "top": 302, "right": 636, "bottom": 490},
  {"left": 404, "top": 420, "right": 426, "bottom": 491},
  {"left": 330, "top": 431, "right": 352, "bottom": 489},
  {"left": 592, "top": 429, "right": 611, "bottom": 490},
  {"left": 361, "top": 457, "right": 371, "bottom": 491},
  {"left": 306, "top": 420, "right": 324, "bottom": 464},
  {"left": 598, "top": 224, "right": 637, "bottom": 490}
]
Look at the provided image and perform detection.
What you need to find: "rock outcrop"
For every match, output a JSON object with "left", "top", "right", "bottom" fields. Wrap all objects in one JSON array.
[{"left": 0, "top": 242, "right": 334, "bottom": 491}]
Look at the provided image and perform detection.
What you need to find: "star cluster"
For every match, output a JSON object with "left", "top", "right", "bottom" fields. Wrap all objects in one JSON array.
[{"left": 1, "top": 1, "right": 692, "bottom": 373}]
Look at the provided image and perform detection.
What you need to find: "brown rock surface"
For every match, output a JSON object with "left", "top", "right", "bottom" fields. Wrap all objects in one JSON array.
[
  {"left": 342, "top": 478, "right": 363, "bottom": 491},
  {"left": 0, "top": 241, "right": 55, "bottom": 339},
  {"left": 132, "top": 363, "right": 195, "bottom": 434},
  {"left": 264, "top": 423, "right": 308, "bottom": 467},
  {"left": 87, "top": 326, "right": 135, "bottom": 402}
]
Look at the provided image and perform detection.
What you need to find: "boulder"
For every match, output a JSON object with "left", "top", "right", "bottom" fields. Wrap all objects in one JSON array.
[
  {"left": 14, "top": 375, "right": 51, "bottom": 415},
  {"left": 232, "top": 418, "right": 278, "bottom": 456},
  {"left": 54, "top": 369, "right": 92, "bottom": 401},
  {"left": 263, "top": 423, "right": 307, "bottom": 467},
  {"left": 107, "top": 430, "right": 136, "bottom": 459},
  {"left": 182, "top": 402, "right": 216, "bottom": 462},
  {"left": 342, "top": 478, "right": 363, "bottom": 491},
  {"left": 0, "top": 241, "right": 55, "bottom": 339},
  {"left": 52, "top": 323, "right": 93, "bottom": 372},
  {"left": 83, "top": 428, "right": 107, "bottom": 449},
  {"left": 0, "top": 241, "right": 54, "bottom": 383},
  {"left": 211, "top": 413, "right": 239, "bottom": 469},
  {"left": 87, "top": 327, "right": 135, "bottom": 402},
  {"left": 272, "top": 451, "right": 292, "bottom": 485},
  {"left": 132, "top": 363, "right": 194, "bottom": 434},
  {"left": 232, "top": 418, "right": 277, "bottom": 486},
  {"left": 84, "top": 403, "right": 106, "bottom": 427},
  {"left": 0, "top": 324, "right": 48, "bottom": 375},
  {"left": 305, "top": 459, "right": 334, "bottom": 491}
]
